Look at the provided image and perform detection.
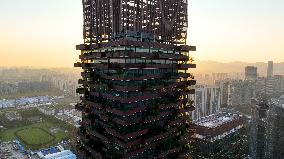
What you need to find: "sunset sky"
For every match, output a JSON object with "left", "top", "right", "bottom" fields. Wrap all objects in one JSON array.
[{"left": 0, "top": 0, "right": 283, "bottom": 67}]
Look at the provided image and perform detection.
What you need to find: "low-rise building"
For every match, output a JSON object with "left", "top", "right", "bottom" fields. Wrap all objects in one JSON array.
[
  {"left": 5, "top": 111, "right": 22, "bottom": 121},
  {"left": 191, "top": 112, "right": 248, "bottom": 159},
  {"left": 38, "top": 106, "right": 56, "bottom": 116},
  {"left": 37, "top": 147, "right": 76, "bottom": 159}
]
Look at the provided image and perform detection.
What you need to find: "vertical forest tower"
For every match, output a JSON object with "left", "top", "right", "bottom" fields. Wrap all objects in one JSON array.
[{"left": 75, "top": 0, "right": 196, "bottom": 158}]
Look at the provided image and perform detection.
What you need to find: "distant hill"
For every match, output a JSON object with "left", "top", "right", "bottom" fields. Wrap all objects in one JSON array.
[{"left": 194, "top": 61, "right": 284, "bottom": 76}]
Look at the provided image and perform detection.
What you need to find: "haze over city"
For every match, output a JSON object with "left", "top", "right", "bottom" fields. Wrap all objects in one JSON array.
[{"left": 0, "top": 0, "right": 284, "bottom": 67}]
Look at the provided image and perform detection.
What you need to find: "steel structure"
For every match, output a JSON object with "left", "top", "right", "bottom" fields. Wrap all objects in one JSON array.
[
  {"left": 75, "top": 0, "right": 196, "bottom": 158},
  {"left": 82, "top": 0, "right": 188, "bottom": 45}
]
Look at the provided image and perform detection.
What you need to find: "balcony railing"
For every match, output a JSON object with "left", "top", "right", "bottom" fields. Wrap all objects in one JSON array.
[
  {"left": 76, "top": 39, "right": 193, "bottom": 52},
  {"left": 80, "top": 50, "right": 189, "bottom": 61},
  {"left": 90, "top": 92, "right": 162, "bottom": 104},
  {"left": 75, "top": 62, "right": 196, "bottom": 70},
  {"left": 106, "top": 128, "right": 149, "bottom": 141},
  {"left": 157, "top": 148, "right": 180, "bottom": 159},
  {"left": 106, "top": 106, "right": 147, "bottom": 117}
]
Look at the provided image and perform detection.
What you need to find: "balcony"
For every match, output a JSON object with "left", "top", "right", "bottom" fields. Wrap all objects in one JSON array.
[
  {"left": 78, "top": 39, "right": 180, "bottom": 51},
  {"left": 159, "top": 101, "right": 182, "bottom": 110},
  {"left": 88, "top": 129, "right": 108, "bottom": 143},
  {"left": 80, "top": 50, "right": 189, "bottom": 61},
  {"left": 100, "top": 74, "right": 163, "bottom": 81},
  {"left": 75, "top": 103, "right": 85, "bottom": 111},
  {"left": 170, "top": 115, "right": 188, "bottom": 126},
  {"left": 181, "top": 106, "right": 195, "bottom": 113},
  {"left": 90, "top": 91, "right": 163, "bottom": 104},
  {"left": 74, "top": 62, "right": 82, "bottom": 67},
  {"left": 83, "top": 144, "right": 103, "bottom": 159},
  {"left": 75, "top": 62, "right": 196, "bottom": 70},
  {"left": 145, "top": 127, "right": 179, "bottom": 144},
  {"left": 80, "top": 97, "right": 102, "bottom": 110},
  {"left": 178, "top": 64, "right": 196, "bottom": 69},
  {"left": 76, "top": 44, "right": 92, "bottom": 50},
  {"left": 76, "top": 87, "right": 87, "bottom": 94},
  {"left": 176, "top": 45, "right": 196, "bottom": 52},
  {"left": 106, "top": 128, "right": 149, "bottom": 141},
  {"left": 124, "top": 142, "right": 157, "bottom": 158},
  {"left": 145, "top": 111, "right": 171, "bottom": 124},
  {"left": 157, "top": 148, "right": 179, "bottom": 159},
  {"left": 106, "top": 106, "right": 146, "bottom": 117}
]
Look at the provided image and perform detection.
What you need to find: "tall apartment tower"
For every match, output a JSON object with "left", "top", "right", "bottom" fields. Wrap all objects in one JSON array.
[
  {"left": 267, "top": 61, "right": 273, "bottom": 78},
  {"left": 74, "top": 0, "right": 196, "bottom": 158},
  {"left": 245, "top": 66, "right": 258, "bottom": 81},
  {"left": 190, "top": 85, "right": 221, "bottom": 120}
]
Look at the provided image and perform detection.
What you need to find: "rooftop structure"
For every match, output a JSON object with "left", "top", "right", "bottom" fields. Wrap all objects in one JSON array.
[
  {"left": 193, "top": 112, "right": 244, "bottom": 140},
  {"left": 38, "top": 150, "right": 76, "bottom": 159},
  {"left": 81, "top": 0, "right": 189, "bottom": 45},
  {"left": 191, "top": 113, "right": 247, "bottom": 159},
  {"left": 74, "top": 0, "right": 196, "bottom": 158},
  {"left": 43, "top": 150, "right": 76, "bottom": 159}
]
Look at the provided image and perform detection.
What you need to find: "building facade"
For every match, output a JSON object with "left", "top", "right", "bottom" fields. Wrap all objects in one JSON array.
[
  {"left": 267, "top": 61, "right": 273, "bottom": 78},
  {"left": 74, "top": 0, "right": 196, "bottom": 158},
  {"left": 250, "top": 97, "right": 284, "bottom": 159},
  {"left": 191, "top": 85, "right": 221, "bottom": 120},
  {"left": 191, "top": 113, "right": 248, "bottom": 159},
  {"left": 227, "top": 80, "right": 255, "bottom": 106},
  {"left": 245, "top": 66, "right": 258, "bottom": 81}
]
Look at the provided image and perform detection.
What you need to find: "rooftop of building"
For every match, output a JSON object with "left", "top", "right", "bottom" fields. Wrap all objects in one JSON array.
[
  {"left": 43, "top": 150, "right": 76, "bottom": 159},
  {"left": 193, "top": 113, "right": 244, "bottom": 141},
  {"left": 37, "top": 147, "right": 76, "bottom": 159},
  {"left": 194, "top": 112, "right": 242, "bottom": 129}
]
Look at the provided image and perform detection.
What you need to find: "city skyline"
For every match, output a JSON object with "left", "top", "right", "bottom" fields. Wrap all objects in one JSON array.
[{"left": 0, "top": 0, "right": 284, "bottom": 67}]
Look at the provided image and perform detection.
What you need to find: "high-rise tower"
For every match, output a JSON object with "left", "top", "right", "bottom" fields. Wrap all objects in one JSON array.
[
  {"left": 74, "top": 0, "right": 196, "bottom": 158},
  {"left": 245, "top": 66, "right": 258, "bottom": 81},
  {"left": 267, "top": 61, "right": 273, "bottom": 78}
]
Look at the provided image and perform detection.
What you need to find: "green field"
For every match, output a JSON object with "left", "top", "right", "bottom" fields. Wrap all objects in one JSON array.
[
  {"left": 0, "top": 121, "right": 70, "bottom": 150},
  {"left": 16, "top": 127, "right": 55, "bottom": 146}
]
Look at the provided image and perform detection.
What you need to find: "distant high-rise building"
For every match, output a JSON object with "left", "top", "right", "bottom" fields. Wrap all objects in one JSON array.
[
  {"left": 266, "top": 77, "right": 277, "bottom": 97},
  {"left": 190, "top": 85, "right": 221, "bottom": 120},
  {"left": 228, "top": 80, "right": 255, "bottom": 106},
  {"left": 250, "top": 99, "right": 270, "bottom": 159},
  {"left": 255, "top": 77, "right": 267, "bottom": 97},
  {"left": 74, "top": 0, "right": 196, "bottom": 158},
  {"left": 245, "top": 66, "right": 258, "bottom": 81},
  {"left": 267, "top": 61, "right": 273, "bottom": 77},
  {"left": 250, "top": 98, "right": 284, "bottom": 159},
  {"left": 216, "top": 80, "right": 230, "bottom": 107},
  {"left": 274, "top": 75, "right": 284, "bottom": 95},
  {"left": 255, "top": 76, "right": 282, "bottom": 98}
]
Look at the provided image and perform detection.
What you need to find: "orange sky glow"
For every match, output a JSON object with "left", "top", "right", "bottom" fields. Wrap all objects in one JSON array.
[{"left": 0, "top": 0, "right": 283, "bottom": 67}]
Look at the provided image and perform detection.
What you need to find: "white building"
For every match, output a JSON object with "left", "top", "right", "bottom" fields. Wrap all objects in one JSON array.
[
  {"left": 38, "top": 150, "right": 76, "bottom": 159},
  {"left": 191, "top": 85, "right": 221, "bottom": 120}
]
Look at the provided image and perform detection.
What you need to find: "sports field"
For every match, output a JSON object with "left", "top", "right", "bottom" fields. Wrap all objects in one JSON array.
[
  {"left": 0, "top": 121, "right": 70, "bottom": 150},
  {"left": 16, "top": 127, "right": 55, "bottom": 145}
]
